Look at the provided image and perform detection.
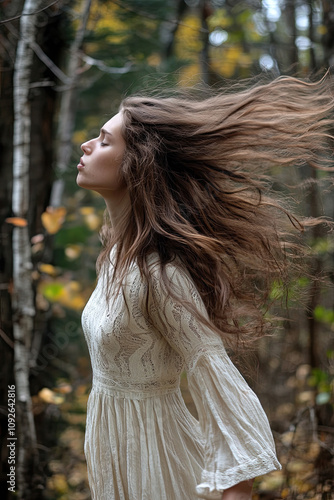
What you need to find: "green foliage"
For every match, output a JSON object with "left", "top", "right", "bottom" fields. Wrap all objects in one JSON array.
[
  {"left": 313, "top": 305, "right": 334, "bottom": 326},
  {"left": 270, "top": 277, "right": 310, "bottom": 303},
  {"left": 42, "top": 2, "right": 334, "bottom": 498}
]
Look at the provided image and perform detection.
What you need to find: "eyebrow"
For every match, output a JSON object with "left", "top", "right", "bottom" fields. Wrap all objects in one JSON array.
[{"left": 101, "top": 128, "right": 113, "bottom": 136}]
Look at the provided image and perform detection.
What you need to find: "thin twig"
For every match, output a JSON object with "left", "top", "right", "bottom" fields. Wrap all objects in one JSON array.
[
  {"left": 0, "top": 0, "right": 60, "bottom": 25},
  {"left": 6, "top": 22, "right": 71, "bottom": 84},
  {"left": 80, "top": 53, "right": 134, "bottom": 74},
  {"left": 0, "top": 328, "right": 14, "bottom": 349}
]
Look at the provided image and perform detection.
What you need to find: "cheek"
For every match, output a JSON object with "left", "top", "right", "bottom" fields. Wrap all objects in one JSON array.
[{"left": 103, "top": 160, "right": 126, "bottom": 189}]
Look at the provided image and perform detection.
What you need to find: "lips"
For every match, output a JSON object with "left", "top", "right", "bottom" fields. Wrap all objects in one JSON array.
[{"left": 77, "top": 158, "right": 85, "bottom": 169}]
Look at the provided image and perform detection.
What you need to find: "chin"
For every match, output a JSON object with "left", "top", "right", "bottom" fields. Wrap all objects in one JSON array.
[{"left": 76, "top": 173, "right": 90, "bottom": 188}]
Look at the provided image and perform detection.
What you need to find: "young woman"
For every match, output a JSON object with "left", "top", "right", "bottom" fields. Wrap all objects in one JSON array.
[{"left": 77, "top": 76, "right": 333, "bottom": 500}]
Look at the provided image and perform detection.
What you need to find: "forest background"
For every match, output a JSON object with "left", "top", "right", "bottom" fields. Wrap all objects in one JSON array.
[{"left": 0, "top": 0, "right": 334, "bottom": 499}]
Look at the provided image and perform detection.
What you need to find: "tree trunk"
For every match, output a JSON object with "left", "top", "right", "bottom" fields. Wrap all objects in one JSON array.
[
  {"left": 321, "top": 0, "right": 334, "bottom": 68},
  {"left": 161, "top": 0, "right": 188, "bottom": 62},
  {"left": 12, "top": 0, "right": 42, "bottom": 497},
  {"left": 199, "top": 0, "right": 211, "bottom": 85},
  {"left": 283, "top": 0, "right": 298, "bottom": 71},
  {"left": 308, "top": 1, "right": 317, "bottom": 72},
  {"left": 50, "top": 0, "right": 92, "bottom": 207}
]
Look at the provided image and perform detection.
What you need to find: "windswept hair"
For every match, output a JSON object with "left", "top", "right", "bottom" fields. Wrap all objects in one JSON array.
[{"left": 98, "top": 75, "right": 334, "bottom": 347}]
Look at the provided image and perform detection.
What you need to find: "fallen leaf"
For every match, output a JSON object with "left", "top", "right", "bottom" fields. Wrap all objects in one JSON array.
[
  {"left": 83, "top": 212, "right": 101, "bottom": 230},
  {"left": 79, "top": 206, "right": 95, "bottom": 215},
  {"left": 46, "top": 473, "right": 69, "bottom": 494},
  {"left": 38, "top": 387, "right": 64, "bottom": 405},
  {"left": 31, "top": 233, "right": 44, "bottom": 244},
  {"left": 5, "top": 217, "right": 28, "bottom": 227},
  {"left": 39, "top": 263, "right": 58, "bottom": 277},
  {"left": 65, "top": 244, "right": 82, "bottom": 260},
  {"left": 41, "top": 206, "right": 66, "bottom": 234}
]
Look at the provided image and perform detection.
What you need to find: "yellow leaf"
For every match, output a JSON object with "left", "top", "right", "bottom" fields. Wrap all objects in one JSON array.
[
  {"left": 83, "top": 212, "right": 101, "bottom": 230},
  {"left": 286, "top": 460, "right": 313, "bottom": 474},
  {"left": 5, "top": 217, "right": 28, "bottom": 227},
  {"left": 147, "top": 53, "right": 161, "bottom": 67},
  {"left": 317, "top": 25, "right": 327, "bottom": 36},
  {"left": 66, "top": 280, "right": 81, "bottom": 292},
  {"left": 72, "top": 130, "right": 87, "bottom": 145},
  {"left": 47, "top": 473, "right": 69, "bottom": 494},
  {"left": 79, "top": 206, "right": 95, "bottom": 215},
  {"left": 178, "top": 63, "right": 201, "bottom": 87},
  {"left": 41, "top": 206, "right": 66, "bottom": 234},
  {"left": 38, "top": 388, "right": 64, "bottom": 405},
  {"left": 65, "top": 244, "right": 82, "bottom": 260},
  {"left": 66, "top": 295, "right": 86, "bottom": 310},
  {"left": 175, "top": 14, "right": 202, "bottom": 59},
  {"left": 207, "top": 8, "right": 232, "bottom": 30},
  {"left": 258, "top": 470, "right": 284, "bottom": 490},
  {"left": 39, "top": 263, "right": 58, "bottom": 277}
]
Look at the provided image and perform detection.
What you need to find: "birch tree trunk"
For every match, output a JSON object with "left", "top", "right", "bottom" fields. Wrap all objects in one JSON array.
[{"left": 12, "top": 0, "right": 42, "bottom": 497}]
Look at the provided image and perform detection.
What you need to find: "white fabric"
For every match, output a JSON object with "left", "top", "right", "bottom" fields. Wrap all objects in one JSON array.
[{"left": 82, "top": 251, "right": 281, "bottom": 500}]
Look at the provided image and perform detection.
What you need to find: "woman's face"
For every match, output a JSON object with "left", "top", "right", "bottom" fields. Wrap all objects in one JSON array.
[{"left": 77, "top": 112, "right": 126, "bottom": 197}]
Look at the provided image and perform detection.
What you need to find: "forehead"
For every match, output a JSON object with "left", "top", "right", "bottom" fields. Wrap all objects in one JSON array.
[{"left": 102, "top": 112, "right": 124, "bottom": 136}]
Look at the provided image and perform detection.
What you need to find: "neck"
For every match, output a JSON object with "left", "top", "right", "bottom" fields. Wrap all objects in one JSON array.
[{"left": 103, "top": 190, "right": 130, "bottom": 227}]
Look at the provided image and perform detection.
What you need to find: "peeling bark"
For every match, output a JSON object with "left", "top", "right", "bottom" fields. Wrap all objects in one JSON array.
[{"left": 12, "top": 0, "right": 42, "bottom": 497}]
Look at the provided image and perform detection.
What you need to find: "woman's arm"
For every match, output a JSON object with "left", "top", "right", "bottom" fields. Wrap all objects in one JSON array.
[
  {"left": 148, "top": 260, "right": 281, "bottom": 497},
  {"left": 222, "top": 479, "right": 254, "bottom": 499}
]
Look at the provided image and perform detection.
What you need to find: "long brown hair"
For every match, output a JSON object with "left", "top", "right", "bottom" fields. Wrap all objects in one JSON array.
[{"left": 97, "top": 75, "right": 334, "bottom": 347}]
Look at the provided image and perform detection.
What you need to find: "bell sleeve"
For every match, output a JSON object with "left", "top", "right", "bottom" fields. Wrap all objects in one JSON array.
[{"left": 148, "top": 259, "right": 281, "bottom": 499}]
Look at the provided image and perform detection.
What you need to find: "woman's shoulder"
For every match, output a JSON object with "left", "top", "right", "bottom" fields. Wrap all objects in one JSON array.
[
  {"left": 146, "top": 252, "right": 200, "bottom": 300},
  {"left": 146, "top": 252, "right": 188, "bottom": 280},
  {"left": 101, "top": 246, "right": 193, "bottom": 295}
]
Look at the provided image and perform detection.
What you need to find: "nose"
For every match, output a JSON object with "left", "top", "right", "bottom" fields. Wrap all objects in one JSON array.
[{"left": 81, "top": 141, "right": 91, "bottom": 154}]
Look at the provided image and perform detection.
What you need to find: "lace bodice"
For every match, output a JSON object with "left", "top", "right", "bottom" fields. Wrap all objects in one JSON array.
[{"left": 82, "top": 252, "right": 281, "bottom": 499}]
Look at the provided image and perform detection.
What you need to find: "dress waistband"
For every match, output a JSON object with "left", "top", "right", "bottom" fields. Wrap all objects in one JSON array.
[{"left": 92, "top": 371, "right": 181, "bottom": 400}]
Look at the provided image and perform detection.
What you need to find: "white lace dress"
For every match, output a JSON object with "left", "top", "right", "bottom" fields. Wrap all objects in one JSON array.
[{"left": 82, "top": 252, "right": 281, "bottom": 500}]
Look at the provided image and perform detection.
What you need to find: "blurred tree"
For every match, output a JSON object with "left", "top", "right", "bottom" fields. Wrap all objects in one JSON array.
[
  {"left": 1, "top": 1, "right": 334, "bottom": 498},
  {"left": 50, "top": 0, "right": 92, "bottom": 208},
  {"left": 321, "top": 0, "right": 334, "bottom": 67},
  {"left": 0, "top": 0, "right": 68, "bottom": 497},
  {"left": 11, "top": 1, "right": 41, "bottom": 496}
]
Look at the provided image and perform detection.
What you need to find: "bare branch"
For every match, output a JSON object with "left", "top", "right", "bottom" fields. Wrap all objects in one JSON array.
[
  {"left": 0, "top": 328, "right": 14, "bottom": 349},
  {"left": 80, "top": 53, "right": 134, "bottom": 74},
  {"left": 30, "top": 40, "right": 71, "bottom": 83},
  {"left": 0, "top": 0, "right": 60, "bottom": 25},
  {"left": 6, "top": 23, "right": 71, "bottom": 84}
]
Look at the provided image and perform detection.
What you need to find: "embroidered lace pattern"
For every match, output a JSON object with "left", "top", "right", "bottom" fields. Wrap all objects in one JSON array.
[{"left": 82, "top": 252, "right": 281, "bottom": 500}]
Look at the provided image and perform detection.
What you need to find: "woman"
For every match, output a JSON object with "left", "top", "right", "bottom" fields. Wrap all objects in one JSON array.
[{"left": 77, "top": 76, "right": 333, "bottom": 499}]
